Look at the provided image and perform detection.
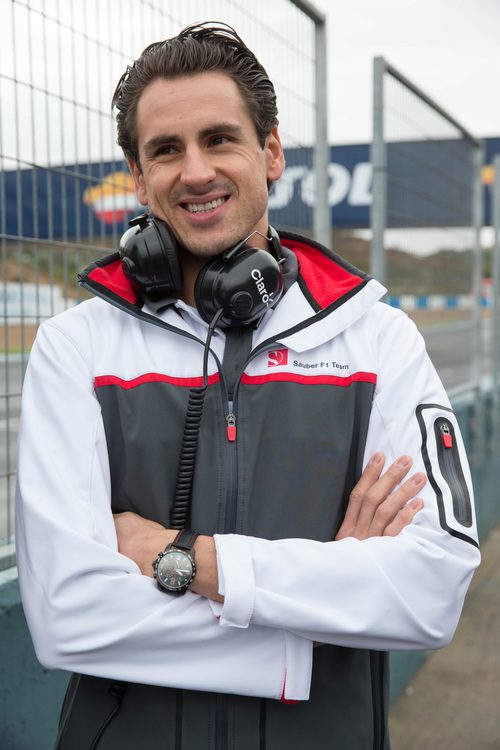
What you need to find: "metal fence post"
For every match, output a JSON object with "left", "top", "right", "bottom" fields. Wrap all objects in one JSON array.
[
  {"left": 291, "top": 0, "right": 329, "bottom": 247},
  {"left": 313, "top": 16, "right": 330, "bottom": 247},
  {"left": 371, "top": 57, "right": 386, "bottom": 286},
  {"left": 472, "top": 142, "right": 485, "bottom": 393},
  {"left": 470, "top": 142, "right": 485, "bottom": 465},
  {"left": 492, "top": 154, "right": 500, "bottom": 438}
]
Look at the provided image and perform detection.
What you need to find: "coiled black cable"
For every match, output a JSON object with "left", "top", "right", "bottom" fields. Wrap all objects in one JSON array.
[
  {"left": 170, "top": 385, "right": 206, "bottom": 528},
  {"left": 170, "top": 308, "right": 224, "bottom": 529}
]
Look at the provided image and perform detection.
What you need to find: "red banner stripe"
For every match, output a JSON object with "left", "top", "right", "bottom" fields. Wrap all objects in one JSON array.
[
  {"left": 94, "top": 372, "right": 220, "bottom": 389},
  {"left": 240, "top": 371, "right": 377, "bottom": 387}
]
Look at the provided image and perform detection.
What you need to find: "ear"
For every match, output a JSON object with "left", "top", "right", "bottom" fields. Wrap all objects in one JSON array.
[
  {"left": 127, "top": 159, "right": 149, "bottom": 206},
  {"left": 265, "top": 127, "right": 285, "bottom": 184}
]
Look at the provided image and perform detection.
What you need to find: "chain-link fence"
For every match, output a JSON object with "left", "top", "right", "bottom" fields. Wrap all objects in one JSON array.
[
  {"left": 0, "top": 0, "right": 327, "bottom": 557},
  {"left": 371, "top": 57, "right": 483, "bottom": 395}
]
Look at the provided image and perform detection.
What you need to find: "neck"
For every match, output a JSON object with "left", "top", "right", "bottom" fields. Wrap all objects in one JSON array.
[{"left": 178, "top": 253, "right": 207, "bottom": 307}]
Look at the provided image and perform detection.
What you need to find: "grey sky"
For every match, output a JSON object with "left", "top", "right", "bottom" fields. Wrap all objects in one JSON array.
[
  {"left": 1, "top": 0, "right": 498, "bottom": 171},
  {"left": 313, "top": 0, "right": 500, "bottom": 143}
]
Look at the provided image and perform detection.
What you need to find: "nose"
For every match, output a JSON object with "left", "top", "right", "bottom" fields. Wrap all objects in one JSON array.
[{"left": 180, "top": 145, "right": 216, "bottom": 188}]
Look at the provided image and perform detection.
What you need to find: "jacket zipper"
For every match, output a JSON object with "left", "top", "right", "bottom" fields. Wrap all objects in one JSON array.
[
  {"left": 216, "top": 343, "right": 282, "bottom": 750},
  {"left": 224, "top": 416, "right": 239, "bottom": 534},
  {"left": 220, "top": 340, "right": 283, "bottom": 533},
  {"left": 434, "top": 418, "right": 472, "bottom": 527},
  {"left": 212, "top": 370, "right": 236, "bottom": 750}
]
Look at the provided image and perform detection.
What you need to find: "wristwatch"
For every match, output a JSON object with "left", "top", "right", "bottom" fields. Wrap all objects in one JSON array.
[{"left": 152, "top": 529, "right": 199, "bottom": 595}]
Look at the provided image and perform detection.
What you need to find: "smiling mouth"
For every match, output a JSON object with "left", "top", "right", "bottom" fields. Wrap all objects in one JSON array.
[{"left": 184, "top": 197, "right": 228, "bottom": 214}]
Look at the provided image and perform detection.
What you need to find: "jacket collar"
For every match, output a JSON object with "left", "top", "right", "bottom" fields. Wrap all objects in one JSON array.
[
  {"left": 78, "top": 231, "right": 386, "bottom": 350},
  {"left": 268, "top": 232, "right": 386, "bottom": 350}
]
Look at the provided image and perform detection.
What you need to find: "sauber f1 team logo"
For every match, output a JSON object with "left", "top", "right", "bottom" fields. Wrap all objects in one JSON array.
[{"left": 268, "top": 349, "right": 288, "bottom": 367}]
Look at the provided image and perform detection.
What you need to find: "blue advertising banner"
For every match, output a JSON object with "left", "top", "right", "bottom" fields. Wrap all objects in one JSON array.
[
  {"left": 268, "top": 143, "right": 373, "bottom": 229},
  {"left": 3, "top": 138, "right": 499, "bottom": 240}
]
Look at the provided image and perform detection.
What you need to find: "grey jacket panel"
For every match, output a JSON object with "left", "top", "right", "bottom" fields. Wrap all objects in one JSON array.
[
  {"left": 236, "top": 380, "right": 374, "bottom": 540},
  {"left": 58, "top": 648, "right": 389, "bottom": 750},
  {"left": 96, "top": 381, "right": 228, "bottom": 535},
  {"left": 61, "top": 375, "right": 386, "bottom": 750},
  {"left": 265, "top": 648, "right": 389, "bottom": 750},
  {"left": 96, "top": 378, "right": 375, "bottom": 540}
]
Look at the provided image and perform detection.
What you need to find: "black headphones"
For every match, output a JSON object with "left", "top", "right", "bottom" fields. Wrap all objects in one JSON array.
[{"left": 119, "top": 214, "right": 284, "bottom": 328}]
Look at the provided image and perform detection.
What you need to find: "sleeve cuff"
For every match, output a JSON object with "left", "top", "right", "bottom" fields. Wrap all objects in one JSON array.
[
  {"left": 281, "top": 631, "right": 313, "bottom": 701},
  {"left": 213, "top": 533, "right": 255, "bottom": 628}
]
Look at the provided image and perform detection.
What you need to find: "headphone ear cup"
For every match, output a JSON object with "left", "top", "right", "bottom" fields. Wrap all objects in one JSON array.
[
  {"left": 152, "top": 220, "right": 183, "bottom": 291},
  {"left": 119, "top": 216, "right": 183, "bottom": 300},
  {"left": 193, "top": 261, "right": 215, "bottom": 323},
  {"left": 194, "top": 247, "right": 283, "bottom": 328}
]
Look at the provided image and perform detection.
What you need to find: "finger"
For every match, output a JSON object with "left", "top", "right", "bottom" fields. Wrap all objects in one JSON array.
[
  {"left": 336, "top": 453, "right": 385, "bottom": 539},
  {"left": 355, "top": 455, "right": 414, "bottom": 533},
  {"left": 366, "top": 472, "right": 427, "bottom": 537},
  {"left": 384, "top": 498, "right": 424, "bottom": 537},
  {"left": 351, "top": 453, "right": 386, "bottom": 498}
]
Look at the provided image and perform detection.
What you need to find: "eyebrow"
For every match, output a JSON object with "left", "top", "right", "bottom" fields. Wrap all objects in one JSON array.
[{"left": 143, "top": 123, "right": 244, "bottom": 156}]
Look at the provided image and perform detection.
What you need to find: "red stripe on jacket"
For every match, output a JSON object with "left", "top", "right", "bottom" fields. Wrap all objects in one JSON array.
[
  {"left": 94, "top": 372, "right": 220, "bottom": 389},
  {"left": 240, "top": 371, "right": 377, "bottom": 387}
]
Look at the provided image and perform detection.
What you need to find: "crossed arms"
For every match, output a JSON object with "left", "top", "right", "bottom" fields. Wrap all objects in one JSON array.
[{"left": 114, "top": 451, "right": 426, "bottom": 603}]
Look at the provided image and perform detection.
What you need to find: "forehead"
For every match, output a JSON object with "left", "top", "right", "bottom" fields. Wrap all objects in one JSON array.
[{"left": 134, "top": 71, "right": 254, "bottom": 143}]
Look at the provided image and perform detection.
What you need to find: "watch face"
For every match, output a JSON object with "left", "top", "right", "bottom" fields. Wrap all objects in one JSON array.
[{"left": 156, "top": 549, "right": 194, "bottom": 592}]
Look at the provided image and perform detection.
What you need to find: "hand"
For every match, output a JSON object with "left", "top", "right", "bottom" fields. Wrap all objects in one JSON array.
[
  {"left": 114, "top": 512, "right": 175, "bottom": 576},
  {"left": 113, "top": 512, "right": 223, "bottom": 602},
  {"left": 335, "top": 453, "right": 425, "bottom": 541}
]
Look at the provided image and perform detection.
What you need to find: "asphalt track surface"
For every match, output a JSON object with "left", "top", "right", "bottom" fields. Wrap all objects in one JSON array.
[{"left": 390, "top": 524, "right": 500, "bottom": 749}]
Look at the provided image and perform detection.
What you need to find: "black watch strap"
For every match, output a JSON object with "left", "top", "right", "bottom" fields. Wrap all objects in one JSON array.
[{"left": 172, "top": 529, "right": 199, "bottom": 551}]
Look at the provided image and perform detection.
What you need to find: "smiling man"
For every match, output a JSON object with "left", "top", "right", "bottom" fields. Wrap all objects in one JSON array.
[
  {"left": 16, "top": 22, "right": 479, "bottom": 750},
  {"left": 127, "top": 71, "right": 284, "bottom": 304}
]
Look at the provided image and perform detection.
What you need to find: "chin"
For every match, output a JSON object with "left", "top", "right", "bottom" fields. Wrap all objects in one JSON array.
[{"left": 182, "top": 236, "right": 240, "bottom": 258}]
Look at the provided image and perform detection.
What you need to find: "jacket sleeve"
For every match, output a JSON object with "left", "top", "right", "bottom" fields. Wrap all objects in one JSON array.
[
  {"left": 15, "top": 320, "right": 312, "bottom": 701},
  {"left": 212, "top": 306, "right": 481, "bottom": 650}
]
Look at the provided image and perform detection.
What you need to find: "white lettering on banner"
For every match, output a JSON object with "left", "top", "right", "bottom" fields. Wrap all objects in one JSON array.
[
  {"left": 268, "top": 166, "right": 308, "bottom": 210},
  {"left": 349, "top": 163, "right": 372, "bottom": 206},
  {"left": 268, "top": 162, "right": 372, "bottom": 210},
  {"left": 327, "top": 164, "right": 351, "bottom": 206}
]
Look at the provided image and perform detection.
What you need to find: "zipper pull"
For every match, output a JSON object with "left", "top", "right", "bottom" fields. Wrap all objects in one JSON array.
[
  {"left": 226, "top": 412, "right": 237, "bottom": 442},
  {"left": 440, "top": 421, "right": 453, "bottom": 448}
]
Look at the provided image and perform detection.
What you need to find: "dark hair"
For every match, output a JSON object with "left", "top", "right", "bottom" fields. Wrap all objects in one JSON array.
[{"left": 112, "top": 22, "right": 279, "bottom": 167}]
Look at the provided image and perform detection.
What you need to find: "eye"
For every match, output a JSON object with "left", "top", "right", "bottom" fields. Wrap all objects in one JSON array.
[
  {"left": 210, "top": 135, "right": 230, "bottom": 147},
  {"left": 154, "top": 144, "right": 177, "bottom": 157}
]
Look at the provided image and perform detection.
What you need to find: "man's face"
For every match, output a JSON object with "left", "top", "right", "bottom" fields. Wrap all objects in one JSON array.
[{"left": 129, "top": 71, "right": 285, "bottom": 260}]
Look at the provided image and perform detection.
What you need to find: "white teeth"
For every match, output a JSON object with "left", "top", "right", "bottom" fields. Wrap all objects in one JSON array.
[{"left": 186, "top": 197, "right": 226, "bottom": 213}]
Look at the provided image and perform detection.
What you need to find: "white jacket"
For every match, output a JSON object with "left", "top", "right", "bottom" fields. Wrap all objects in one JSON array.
[{"left": 15, "top": 236, "right": 480, "bottom": 703}]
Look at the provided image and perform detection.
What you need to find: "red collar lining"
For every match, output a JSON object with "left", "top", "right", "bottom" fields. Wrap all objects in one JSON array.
[
  {"left": 88, "top": 260, "right": 138, "bottom": 304},
  {"left": 281, "top": 238, "right": 365, "bottom": 309},
  {"left": 85, "top": 240, "right": 365, "bottom": 311}
]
